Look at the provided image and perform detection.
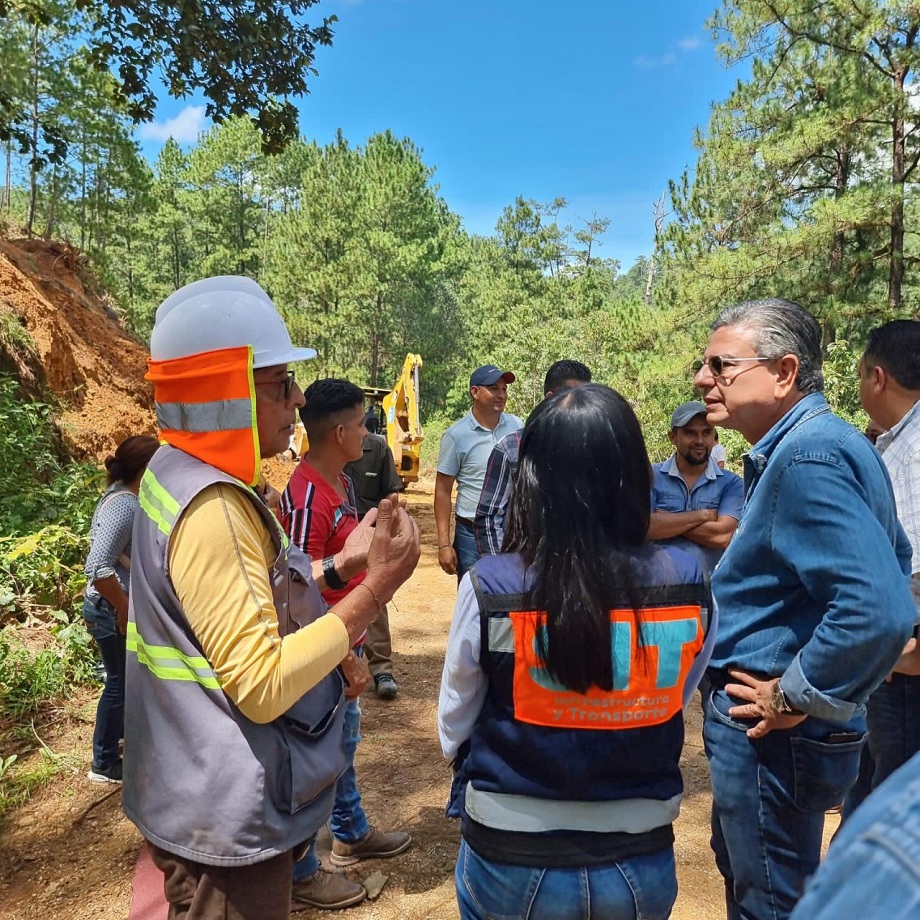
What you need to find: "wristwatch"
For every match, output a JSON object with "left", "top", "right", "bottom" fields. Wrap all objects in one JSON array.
[
  {"left": 771, "top": 681, "right": 803, "bottom": 716},
  {"left": 322, "top": 556, "right": 347, "bottom": 591}
]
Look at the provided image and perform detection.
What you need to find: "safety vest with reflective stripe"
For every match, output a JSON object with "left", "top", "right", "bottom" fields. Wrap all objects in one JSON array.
[
  {"left": 123, "top": 444, "right": 347, "bottom": 867},
  {"left": 464, "top": 548, "right": 708, "bottom": 814},
  {"left": 146, "top": 344, "right": 261, "bottom": 487}
]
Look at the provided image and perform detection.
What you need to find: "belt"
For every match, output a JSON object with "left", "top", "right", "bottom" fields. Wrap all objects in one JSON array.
[{"left": 455, "top": 516, "right": 474, "bottom": 528}]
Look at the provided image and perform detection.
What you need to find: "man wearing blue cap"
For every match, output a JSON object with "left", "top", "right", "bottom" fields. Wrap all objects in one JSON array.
[
  {"left": 648, "top": 400, "right": 744, "bottom": 575},
  {"left": 435, "top": 365, "right": 524, "bottom": 581}
]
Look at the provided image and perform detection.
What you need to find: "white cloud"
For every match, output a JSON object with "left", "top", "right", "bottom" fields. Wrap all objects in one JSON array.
[
  {"left": 634, "top": 53, "right": 676, "bottom": 69},
  {"left": 138, "top": 106, "right": 207, "bottom": 143},
  {"left": 678, "top": 36, "right": 701, "bottom": 51}
]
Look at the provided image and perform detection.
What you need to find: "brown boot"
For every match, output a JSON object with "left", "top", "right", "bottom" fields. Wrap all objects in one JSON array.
[
  {"left": 291, "top": 868, "right": 366, "bottom": 911},
  {"left": 329, "top": 825, "right": 412, "bottom": 867}
]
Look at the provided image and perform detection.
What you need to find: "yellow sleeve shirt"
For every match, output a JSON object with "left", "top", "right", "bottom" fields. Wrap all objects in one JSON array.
[{"left": 168, "top": 482, "right": 349, "bottom": 724}]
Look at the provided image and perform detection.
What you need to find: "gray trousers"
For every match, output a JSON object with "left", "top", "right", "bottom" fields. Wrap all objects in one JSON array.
[{"left": 364, "top": 605, "right": 393, "bottom": 677}]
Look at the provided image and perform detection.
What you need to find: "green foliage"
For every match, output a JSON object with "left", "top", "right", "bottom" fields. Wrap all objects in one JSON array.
[
  {"left": 0, "top": 748, "right": 63, "bottom": 815},
  {"left": 0, "top": 620, "right": 96, "bottom": 720},
  {"left": 823, "top": 340, "right": 867, "bottom": 428},
  {"left": 1, "top": 0, "right": 336, "bottom": 160},
  {"left": 661, "top": 0, "right": 920, "bottom": 327},
  {"left": 0, "top": 376, "right": 100, "bottom": 538},
  {"left": 0, "top": 526, "right": 90, "bottom": 619}
]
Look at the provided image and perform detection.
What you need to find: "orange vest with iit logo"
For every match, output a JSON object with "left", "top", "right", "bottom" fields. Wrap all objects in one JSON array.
[{"left": 464, "top": 550, "right": 709, "bottom": 804}]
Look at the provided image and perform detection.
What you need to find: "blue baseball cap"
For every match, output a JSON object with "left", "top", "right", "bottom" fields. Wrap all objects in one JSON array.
[{"left": 470, "top": 364, "right": 516, "bottom": 387}]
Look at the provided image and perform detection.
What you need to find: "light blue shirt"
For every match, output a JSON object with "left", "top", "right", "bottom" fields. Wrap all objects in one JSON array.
[
  {"left": 651, "top": 455, "right": 744, "bottom": 575},
  {"left": 437, "top": 411, "right": 524, "bottom": 521}
]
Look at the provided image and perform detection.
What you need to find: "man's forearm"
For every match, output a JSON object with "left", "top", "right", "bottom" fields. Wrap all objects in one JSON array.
[
  {"left": 683, "top": 517, "right": 739, "bottom": 550},
  {"left": 434, "top": 486, "right": 453, "bottom": 545},
  {"left": 648, "top": 509, "right": 713, "bottom": 540}
]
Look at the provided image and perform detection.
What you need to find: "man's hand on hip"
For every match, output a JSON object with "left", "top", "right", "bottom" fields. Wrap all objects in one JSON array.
[{"left": 726, "top": 670, "right": 807, "bottom": 739}]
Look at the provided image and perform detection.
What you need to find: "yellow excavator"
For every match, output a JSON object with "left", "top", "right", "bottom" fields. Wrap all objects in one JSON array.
[
  {"left": 290, "top": 354, "right": 424, "bottom": 487},
  {"left": 362, "top": 354, "right": 424, "bottom": 486}
]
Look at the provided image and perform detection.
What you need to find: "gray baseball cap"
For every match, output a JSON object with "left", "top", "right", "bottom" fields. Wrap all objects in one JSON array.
[{"left": 670, "top": 400, "right": 708, "bottom": 430}]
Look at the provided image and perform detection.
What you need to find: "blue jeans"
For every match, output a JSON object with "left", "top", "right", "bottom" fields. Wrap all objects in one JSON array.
[
  {"left": 83, "top": 597, "right": 125, "bottom": 769},
  {"left": 455, "top": 839, "right": 677, "bottom": 920},
  {"left": 790, "top": 749, "right": 920, "bottom": 919},
  {"left": 703, "top": 678, "right": 866, "bottom": 920},
  {"left": 866, "top": 673, "right": 920, "bottom": 788},
  {"left": 293, "top": 697, "right": 368, "bottom": 881},
  {"left": 844, "top": 674, "right": 920, "bottom": 818},
  {"left": 454, "top": 519, "right": 480, "bottom": 582}
]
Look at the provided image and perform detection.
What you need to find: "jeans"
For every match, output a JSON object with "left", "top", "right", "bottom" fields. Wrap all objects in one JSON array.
[
  {"left": 703, "top": 678, "right": 865, "bottom": 920},
  {"left": 455, "top": 839, "right": 677, "bottom": 920},
  {"left": 846, "top": 673, "right": 920, "bottom": 817},
  {"left": 790, "top": 750, "right": 920, "bottom": 920},
  {"left": 292, "top": 697, "right": 368, "bottom": 881},
  {"left": 454, "top": 519, "right": 480, "bottom": 583},
  {"left": 866, "top": 673, "right": 920, "bottom": 788},
  {"left": 84, "top": 596, "right": 126, "bottom": 769}
]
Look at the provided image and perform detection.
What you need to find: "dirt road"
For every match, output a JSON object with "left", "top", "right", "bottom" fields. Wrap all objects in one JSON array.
[{"left": 1, "top": 479, "right": 836, "bottom": 919}]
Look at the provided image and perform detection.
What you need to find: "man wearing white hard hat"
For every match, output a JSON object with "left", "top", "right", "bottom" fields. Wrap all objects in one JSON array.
[{"left": 122, "top": 276, "right": 420, "bottom": 920}]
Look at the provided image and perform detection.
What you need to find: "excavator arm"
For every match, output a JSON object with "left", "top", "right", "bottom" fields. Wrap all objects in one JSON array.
[{"left": 363, "top": 354, "right": 424, "bottom": 486}]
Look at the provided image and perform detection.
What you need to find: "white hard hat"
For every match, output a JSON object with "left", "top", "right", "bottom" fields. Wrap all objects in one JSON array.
[{"left": 150, "top": 276, "right": 316, "bottom": 368}]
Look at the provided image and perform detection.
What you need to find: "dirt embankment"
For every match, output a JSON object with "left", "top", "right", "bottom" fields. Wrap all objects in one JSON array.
[{"left": 0, "top": 237, "right": 154, "bottom": 459}]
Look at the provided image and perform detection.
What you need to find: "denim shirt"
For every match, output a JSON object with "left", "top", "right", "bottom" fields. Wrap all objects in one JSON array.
[{"left": 709, "top": 393, "right": 915, "bottom": 724}]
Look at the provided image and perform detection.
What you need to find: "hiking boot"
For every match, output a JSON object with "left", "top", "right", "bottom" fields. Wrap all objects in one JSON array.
[
  {"left": 87, "top": 759, "right": 123, "bottom": 785},
  {"left": 291, "top": 868, "right": 366, "bottom": 911},
  {"left": 374, "top": 672, "right": 399, "bottom": 700},
  {"left": 330, "top": 826, "right": 412, "bottom": 867}
]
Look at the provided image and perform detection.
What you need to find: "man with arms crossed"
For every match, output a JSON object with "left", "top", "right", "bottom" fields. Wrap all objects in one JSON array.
[
  {"left": 693, "top": 298, "right": 915, "bottom": 920},
  {"left": 648, "top": 400, "right": 743, "bottom": 575},
  {"left": 123, "top": 277, "right": 419, "bottom": 920},
  {"left": 435, "top": 365, "right": 522, "bottom": 580}
]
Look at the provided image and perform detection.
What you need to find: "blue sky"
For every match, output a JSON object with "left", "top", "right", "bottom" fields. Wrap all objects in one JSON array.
[{"left": 138, "top": 0, "right": 743, "bottom": 270}]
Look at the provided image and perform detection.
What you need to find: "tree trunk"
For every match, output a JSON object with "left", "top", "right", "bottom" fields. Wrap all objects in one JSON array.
[
  {"left": 2, "top": 142, "right": 10, "bottom": 213},
  {"left": 370, "top": 291, "right": 384, "bottom": 387},
  {"left": 26, "top": 25, "right": 40, "bottom": 239},
  {"left": 889, "top": 71, "right": 906, "bottom": 311}
]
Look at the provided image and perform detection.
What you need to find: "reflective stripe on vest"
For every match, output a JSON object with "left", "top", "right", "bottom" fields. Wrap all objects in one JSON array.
[
  {"left": 506, "top": 605, "right": 704, "bottom": 730},
  {"left": 156, "top": 398, "right": 255, "bottom": 434},
  {"left": 465, "top": 784, "right": 683, "bottom": 834},
  {"left": 138, "top": 469, "right": 181, "bottom": 536},
  {"left": 127, "top": 621, "right": 221, "bottom": 689}
]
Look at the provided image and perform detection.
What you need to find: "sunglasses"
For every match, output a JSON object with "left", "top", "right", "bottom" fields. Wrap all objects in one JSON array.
[
  {"left": 255, "top": 370, "right": 297, "bottom": 400},
  {"left": 692, "top": 355, "right": 773, "bottom": 378}
]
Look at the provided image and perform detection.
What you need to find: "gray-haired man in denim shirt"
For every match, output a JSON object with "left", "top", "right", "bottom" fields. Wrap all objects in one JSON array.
[{"left": 692, "top": 298, "right": 915, "bottom": 920}]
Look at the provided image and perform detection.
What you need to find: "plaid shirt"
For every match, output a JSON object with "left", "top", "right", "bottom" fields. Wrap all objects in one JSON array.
[
  {"left": 877, "top": 398, "right": 920, "bottom": 610},
  {"left": 472, "top": 430, "right": 521, "bottom": 555}
]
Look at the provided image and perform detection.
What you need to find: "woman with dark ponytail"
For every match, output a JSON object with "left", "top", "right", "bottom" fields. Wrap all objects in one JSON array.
[
  {"left": 439, "top": 384, "right": 716, "bottom": 920},
  {"left": 83, "top": 434, "right": 159, "bottom": 784}
]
